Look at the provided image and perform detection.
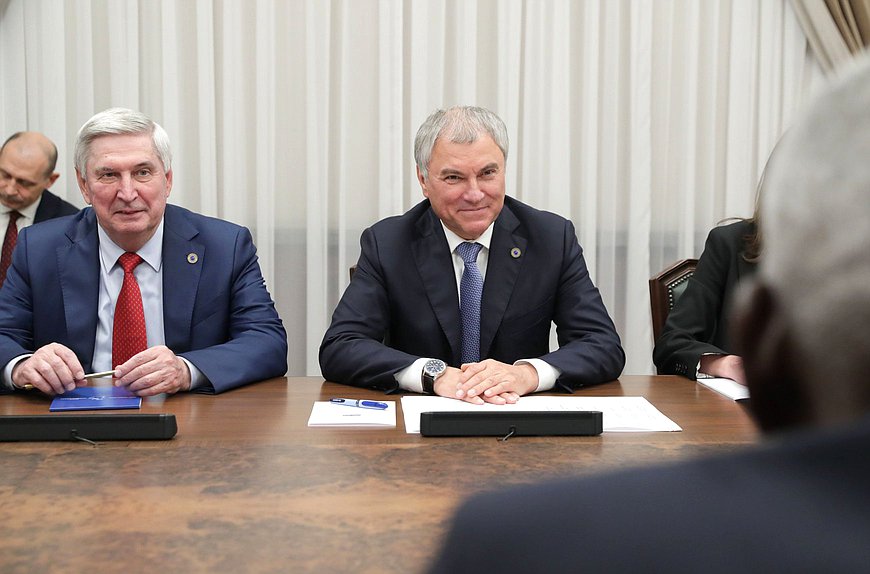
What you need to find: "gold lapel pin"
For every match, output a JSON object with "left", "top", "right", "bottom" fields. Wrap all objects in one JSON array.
[
  {"left": 510, "top": 247, "right": 522, "bottom": 259},
  {"left": 187, "top": 253, "right": 199, "bottom": 264}
]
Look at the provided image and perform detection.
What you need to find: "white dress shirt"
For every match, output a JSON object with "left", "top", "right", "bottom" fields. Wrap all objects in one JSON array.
[
  {"left": 1, "top": 193, "right": 42, "bottom": 236},
  {"left": 93, "top": 222, "right": 204, "bottom": 388}
]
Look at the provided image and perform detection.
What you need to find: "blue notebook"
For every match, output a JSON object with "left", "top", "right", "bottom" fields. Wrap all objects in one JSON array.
[{"left": 49, "top": 386, "right": 142, "bottom": 412}]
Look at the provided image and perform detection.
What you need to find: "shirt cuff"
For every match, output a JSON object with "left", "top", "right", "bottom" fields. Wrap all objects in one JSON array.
[
  {"left": 3, "top": 354, "right": 33, "bottom": 390},
  {"left": 395, "top": 357, "right": 429, "bottom": 394},
  {"left": 4, "top": 355, "right": 206, "bottom": 391},
  {"left": 515, "top": 358, "right": 560, "bottom": 392},
  {"left": 180, "top": 357, "right": 207, "bottom": 391}
]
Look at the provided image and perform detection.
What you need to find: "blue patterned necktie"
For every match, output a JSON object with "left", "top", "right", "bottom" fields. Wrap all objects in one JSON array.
[{"left": 456, "top": 241, "right": 484, "bottom": 364}]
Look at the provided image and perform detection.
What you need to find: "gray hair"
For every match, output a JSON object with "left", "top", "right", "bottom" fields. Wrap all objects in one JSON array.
[
  {"left": 74, "top": 108, "right": 172, "bottom": 176},
  {"left": 414, "top": 106, "right": 509, "bottom": 179},
  {"left": 762, "top": 56, "right": 870, "bottom": 401}
]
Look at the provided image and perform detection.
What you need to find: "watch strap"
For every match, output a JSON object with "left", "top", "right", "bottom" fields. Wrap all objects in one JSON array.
[{"left": 422, "top": 370, "right": 436, "bottom": 394}]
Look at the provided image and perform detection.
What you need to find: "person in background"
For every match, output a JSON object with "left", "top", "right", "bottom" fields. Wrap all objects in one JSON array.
[
  {"left": 429, "top": 57, "right": 870, "bottom": 574},
  {"left": 652, "top": 195, "right": 762, "bottom": 384},
  {"left": 0, "top": 131, "right": 79, "bottom": 287},
  {"left": 320, "top": 106, "right": 624, "bottom": 404},
  {"left": 0, "top": 108, "right": 287, "bottom": 396}
]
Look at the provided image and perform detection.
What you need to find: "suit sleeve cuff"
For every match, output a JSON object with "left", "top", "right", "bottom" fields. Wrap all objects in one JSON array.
[
  {"left": 3, "top": 354, "right": 33, "bottom": 390},
  {"left": 395, "top": 358, "right": 429, "bottom": 394},
  {"left": 515, "top": 358, "right": 560, "bottom": 392}
]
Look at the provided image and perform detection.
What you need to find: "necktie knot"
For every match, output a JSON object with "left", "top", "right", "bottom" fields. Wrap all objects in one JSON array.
[
  {"left": 118, "top": 252, "right": 143, "bottom": 274},
  {"left": 8, "top": 211, "right": 21, "bottom": 224},
  {"left": 456, "top": 241, "right": 482, "bottom": 265}
]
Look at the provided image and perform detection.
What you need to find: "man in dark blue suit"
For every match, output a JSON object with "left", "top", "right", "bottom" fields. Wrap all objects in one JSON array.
[
  {"left": 0, "top": 108, "right": 287, "bottom": 396},
  {"left": 320, "top": 106, "right": 623, "bottom": 404},
  {"left": 429, "top": 61, "right": 870, "bottom": 572},
  {"left": 0, "top": 131, "right": 79, "bottom": 287}
]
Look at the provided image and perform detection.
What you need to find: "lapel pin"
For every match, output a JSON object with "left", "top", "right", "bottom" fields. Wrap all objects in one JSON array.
[
  {"left": 510, "top": 247, "right": 522, "bottom": 259},
  {"left": 187, "top": 253, "right": 199, "bottom": 264}
]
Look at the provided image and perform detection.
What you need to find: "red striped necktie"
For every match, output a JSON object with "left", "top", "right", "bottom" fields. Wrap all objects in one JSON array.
[{"left": 0, "top": 211, "right": 22, "bottom": 287}]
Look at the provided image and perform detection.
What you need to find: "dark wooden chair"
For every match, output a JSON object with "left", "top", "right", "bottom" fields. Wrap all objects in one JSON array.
[{"left": 649, "top": 258, "right": 698, "bottom": 343}]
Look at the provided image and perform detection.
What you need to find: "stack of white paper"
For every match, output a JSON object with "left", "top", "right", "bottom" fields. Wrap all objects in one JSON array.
[
  {"left": 307, "top": 401, "right": 397, "bottom": 428},
  {"left": 696, "top": 378, "right": 750, "bottom": 401}
]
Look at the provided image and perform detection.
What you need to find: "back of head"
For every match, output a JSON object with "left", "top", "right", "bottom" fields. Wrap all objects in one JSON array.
[
  {"left": 761, "top": 56, "right": 870, "bottom": 421},
  {"left": 74, "top": 108, "right": 172, "bottom": 176},
  {"left": 414, "top": 106, "right": 509, "bottom": 179}
]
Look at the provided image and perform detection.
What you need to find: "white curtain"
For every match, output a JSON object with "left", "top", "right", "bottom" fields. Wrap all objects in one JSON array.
[{"left": 0, "top": 0, "right": 823, "bottom": 377}]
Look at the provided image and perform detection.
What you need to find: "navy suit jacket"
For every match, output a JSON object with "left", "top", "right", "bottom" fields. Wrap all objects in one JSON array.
[
  {"left": 0, "top": 205, "right": 287, "bottom": 394},
  {"left": 430, "top": 416, "right": 870, "bottom": 573},
  {"left": 33, "top": 190, "right": 79, "bottom": 222},
  {"left": 653, "top": 220, "right": 758, "bottom": 378},
  {"left": 320, "top": 197, "right": 624, "bottom": 392}
]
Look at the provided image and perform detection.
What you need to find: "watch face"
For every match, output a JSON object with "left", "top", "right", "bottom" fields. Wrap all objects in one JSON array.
[{"left": 424, "top": 359, "right": 446, "bottom": 377}]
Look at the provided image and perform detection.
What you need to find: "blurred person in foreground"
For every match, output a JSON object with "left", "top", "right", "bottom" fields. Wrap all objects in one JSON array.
[{"left": 429, "top": 59, "right": 870, "bottom": 573}]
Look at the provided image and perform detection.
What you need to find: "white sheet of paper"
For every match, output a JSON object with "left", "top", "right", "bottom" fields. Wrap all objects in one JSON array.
[
  {"left": 307, "top": 401, "right": 397, "bottom": 428},
  {"left": 400, "top": 396, "right": 681, "bottom": 434},
  {"left": 696, "top": 378, "right": 750, "bottom": 401}
]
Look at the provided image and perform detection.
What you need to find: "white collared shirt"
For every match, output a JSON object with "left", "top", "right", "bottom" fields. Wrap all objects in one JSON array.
[
  {"left": 1, "top": 193, "right": 43, "bottom": 235},
  {"left": 92, "top": 221, "right": 167, "bottom": 372},
  {"left": 93, "top": 221, "right": 204, "bottom": 389},
  {"left": 441, "top": 223, "right": 493, "bottom": 300}
]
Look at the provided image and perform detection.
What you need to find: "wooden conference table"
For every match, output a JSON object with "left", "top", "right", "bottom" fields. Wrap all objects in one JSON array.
[{"left": 0, "top": 376, "right": 757, "bottom": 574}]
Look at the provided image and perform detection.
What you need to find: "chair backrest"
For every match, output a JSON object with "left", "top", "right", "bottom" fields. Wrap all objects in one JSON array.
[
  {"left": 649, "top": 258, "right": 699, "bottom": 343},
  {"left": 349, "top": 264, "right": 357, "bottom": 281}
]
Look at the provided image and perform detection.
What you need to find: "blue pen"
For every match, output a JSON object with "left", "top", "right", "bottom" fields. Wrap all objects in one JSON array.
[{"left": 330, "top": 398, "right": 388, "bottom": 410}]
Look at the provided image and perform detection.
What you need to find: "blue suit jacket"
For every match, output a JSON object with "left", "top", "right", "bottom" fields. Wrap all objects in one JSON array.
[
  {"left": 319, "top": 197, "right": 624, "bottom": 392},
  {"left": 0, "top": 205, "right": 287, "bottom": 393}
]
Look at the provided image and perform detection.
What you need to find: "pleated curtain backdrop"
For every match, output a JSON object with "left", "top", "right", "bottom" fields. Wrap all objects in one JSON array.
[{"left": 0, "top": 0, "right": 824, "bottom": 376}]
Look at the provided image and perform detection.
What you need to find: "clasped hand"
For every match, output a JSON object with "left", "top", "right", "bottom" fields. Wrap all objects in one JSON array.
[
  {"left": 433, "top": 359, "right": 539, "bottom": 405},
  {"left": 12, "top": 343, "right": 191, "bottom": 396}
]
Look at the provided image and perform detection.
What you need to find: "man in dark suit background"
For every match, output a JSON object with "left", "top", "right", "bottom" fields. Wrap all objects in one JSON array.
[
  {"left": 429, "top": 62, "right": 870, "bottom": 572},
  {"left": 0, "top": 131, "right": 79, "bottom": 286},
  {"left": 0, "top": 108, "right": 287, "bottom": 396},
  {"left": 320, "top": 106, "right": 623, "bottom": 404}
]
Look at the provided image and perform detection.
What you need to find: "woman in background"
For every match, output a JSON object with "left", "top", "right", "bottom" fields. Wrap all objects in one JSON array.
[{"left": 653, "top": 198, "right": 761, "bottom": 384}]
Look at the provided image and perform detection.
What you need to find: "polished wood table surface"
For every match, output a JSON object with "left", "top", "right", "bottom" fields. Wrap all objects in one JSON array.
[{"left": 0, "top": 376, "right": 758, "bottom": 574}]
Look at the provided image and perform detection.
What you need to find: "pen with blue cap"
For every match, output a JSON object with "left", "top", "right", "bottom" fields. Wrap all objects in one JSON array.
[{"left": 330, "top": 398, "right": 388, "bottom": 410}]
